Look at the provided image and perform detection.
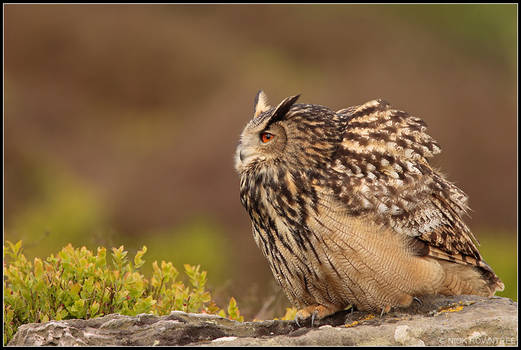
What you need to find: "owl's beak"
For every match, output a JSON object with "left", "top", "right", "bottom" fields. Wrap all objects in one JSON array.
[
  {"left": 235, "top": 146, "right": 246, "bottom": 173},
  {"left": 235, "top": 146, "right": 257, "bottom": 173}
]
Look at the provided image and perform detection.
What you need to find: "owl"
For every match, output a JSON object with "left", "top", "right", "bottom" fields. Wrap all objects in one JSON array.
[{"left": 235, "top": 91, "right": 504, "bottom": 325}]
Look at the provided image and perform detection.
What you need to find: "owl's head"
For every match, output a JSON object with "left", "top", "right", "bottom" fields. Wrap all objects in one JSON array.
[{"left": 235, "top": 91, "right": 301, "bottom": 173}]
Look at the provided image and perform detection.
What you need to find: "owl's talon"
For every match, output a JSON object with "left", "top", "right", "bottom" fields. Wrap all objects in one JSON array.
[
  {"left": 294, "top": 309, "right": 310, "bottom": 328},
  {"left": 294, "top": 315, "right": 301, "bottom": 328},
  {"left": 413, "top": 297, "right": 422, "bottom": 305},
  {"left": 295, "top": 305, "right": 342, "bottom": 327},
  {"left": 311, "top": 310, "right": 318, "bottom": 327},
  {"left": 380, "top": 304, "right": 391, "bottom": 318}
]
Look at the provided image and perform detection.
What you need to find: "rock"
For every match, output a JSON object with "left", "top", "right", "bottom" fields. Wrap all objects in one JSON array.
[{"left": 9, "top": 295, "right": 518, "bottom": 346}]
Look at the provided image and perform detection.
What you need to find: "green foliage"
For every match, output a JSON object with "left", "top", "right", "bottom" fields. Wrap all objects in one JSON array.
[
  {"left": 226, "top": 297, "right": 243, "bottom": 322},
  {"left": 3, "top": 241, "right": 243, "bottom": 345}
]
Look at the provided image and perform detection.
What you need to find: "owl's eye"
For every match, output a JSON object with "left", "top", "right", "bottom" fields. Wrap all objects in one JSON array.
[{"left": 260, "top": 132, "right": 274, "bottom": 143}]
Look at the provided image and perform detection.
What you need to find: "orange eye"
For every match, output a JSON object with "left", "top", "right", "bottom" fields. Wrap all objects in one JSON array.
[{"left": 260, "top": 132, "right": 274, "bottom": 143}]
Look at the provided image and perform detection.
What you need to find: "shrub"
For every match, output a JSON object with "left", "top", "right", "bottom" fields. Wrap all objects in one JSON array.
[{"left": 3, "top": 241, "right": 243, "bottom": 345}]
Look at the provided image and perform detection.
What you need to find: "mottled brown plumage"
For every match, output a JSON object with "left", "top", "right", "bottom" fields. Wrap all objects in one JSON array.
[{"left": 235, "top": 91, "right": 504, "bottom": 324}]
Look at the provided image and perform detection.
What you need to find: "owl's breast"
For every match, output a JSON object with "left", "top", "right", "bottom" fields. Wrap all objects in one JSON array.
[
  {"left": 239, "top": 166, "right": 321, "bottom": 256},
  {"left": 239, "top": 167, "right": 336, "bottom": 306}
]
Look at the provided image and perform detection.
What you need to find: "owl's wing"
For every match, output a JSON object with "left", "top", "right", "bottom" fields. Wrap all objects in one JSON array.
[{"left": 331, "top": 99, "right": 484, "bottom": 267}]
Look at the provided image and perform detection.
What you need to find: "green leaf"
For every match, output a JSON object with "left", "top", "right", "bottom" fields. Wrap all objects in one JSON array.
[
  {"left": 96, "top": 247, "right": 107, "bottom": 268},
  {"left": 69, "top": 283, "right": 81, "bottom": 299},
  {"left": 89, "top": 301, "right": 100, "bottom": 316},
  {"left": 134, "top": 246, "right": 147, "bottom": 270},
  {"left": 33, "top": 258, "right": 44, "bottom": 278},
  {"left": 69, "top": 299, "right": 86, "bottom": 318},
  {"left": 227, "top": 297, "right": 243, "bottom": 322}
]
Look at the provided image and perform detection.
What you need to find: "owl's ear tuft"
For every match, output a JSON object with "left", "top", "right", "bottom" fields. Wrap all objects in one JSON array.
[
  {"left": 254, "top": 90, "right": 271, "bottom": 118},
  {"left": 267, "top": 94, "right": 301, "bottom": 127}
]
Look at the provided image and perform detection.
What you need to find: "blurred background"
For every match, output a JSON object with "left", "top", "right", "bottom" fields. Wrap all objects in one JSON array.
[{"left": 4, "top": 4, "right": 517, "bottom": 319}]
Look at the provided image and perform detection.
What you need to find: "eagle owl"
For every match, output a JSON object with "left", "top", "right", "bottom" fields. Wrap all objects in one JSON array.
[{"left": 235, "top": 91, "right": 504, "bottom": 324}]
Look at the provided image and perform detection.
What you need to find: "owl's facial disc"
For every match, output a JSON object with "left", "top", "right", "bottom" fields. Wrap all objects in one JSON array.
[
  {"left": 235, "top": 123, "right": 287, "bottom": 173},
  {"left": 235, "top": 92, "right": 300, "bottom": 173}
]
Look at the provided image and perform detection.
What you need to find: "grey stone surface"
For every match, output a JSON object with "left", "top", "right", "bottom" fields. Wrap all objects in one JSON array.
[{"left": 8, "top": 295, "right": 518, "bottom": 346}]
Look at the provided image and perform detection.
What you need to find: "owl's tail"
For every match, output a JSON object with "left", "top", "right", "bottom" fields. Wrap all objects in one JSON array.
[
  {"left": 436, "top": 259, "right": 504, "bottom": 297},
  {"left": 421, "top": 245, "right": 504, "bottom": 297}
]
